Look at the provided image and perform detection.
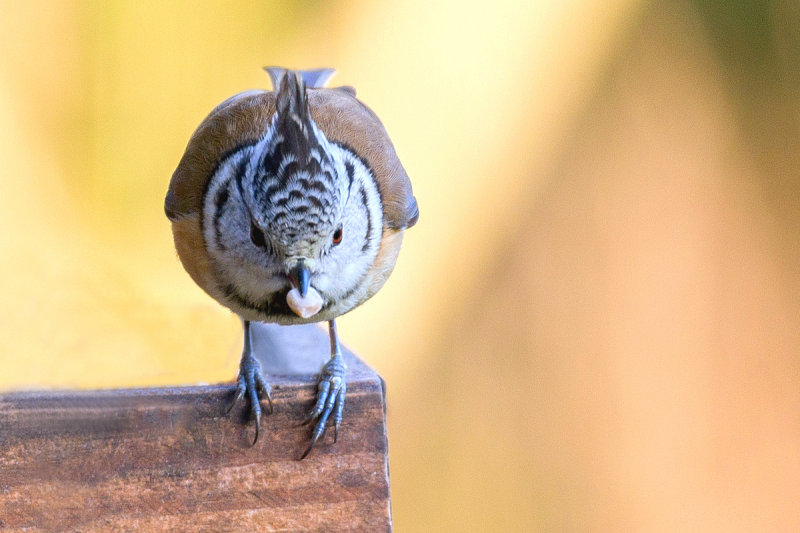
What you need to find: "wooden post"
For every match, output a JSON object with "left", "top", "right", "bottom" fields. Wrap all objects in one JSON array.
[{"left": 0, "top": 324, "right": 391, "bottom": 531}]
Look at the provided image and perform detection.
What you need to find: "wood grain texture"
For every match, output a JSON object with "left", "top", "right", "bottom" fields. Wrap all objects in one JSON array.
[{"left": 0, "top": 326, "right": 391, "bottom": 532}]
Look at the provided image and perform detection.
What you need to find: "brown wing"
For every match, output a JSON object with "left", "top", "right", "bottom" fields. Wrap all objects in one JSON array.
[{"left": 164, "top": 90, "right": 277, "bottom": 221}]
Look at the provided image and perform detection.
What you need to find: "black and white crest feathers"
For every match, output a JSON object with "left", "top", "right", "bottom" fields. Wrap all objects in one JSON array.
[
  {"left": 264, "top": 66, "right": 336, "bottom": 91},
  {"left": 247, "top": 70, "right": 345, "bottom": 247},
  {"left": 274, "top": 72, "right": 316, "bottom": 165}
]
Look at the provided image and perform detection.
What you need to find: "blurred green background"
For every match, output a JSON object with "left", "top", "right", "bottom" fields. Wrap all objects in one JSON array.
[{"left": 1, "top": 1, "right": 799, "bottom": 530}]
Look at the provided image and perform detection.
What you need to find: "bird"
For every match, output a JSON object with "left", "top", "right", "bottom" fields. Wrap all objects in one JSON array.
[{"left": 164, "top": 67, "right": 418, "bottom": 459}]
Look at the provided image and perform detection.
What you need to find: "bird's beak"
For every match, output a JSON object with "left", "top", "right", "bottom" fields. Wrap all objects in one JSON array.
[{"left": 288, "top": 261, "right": 311, "bottom": 298}]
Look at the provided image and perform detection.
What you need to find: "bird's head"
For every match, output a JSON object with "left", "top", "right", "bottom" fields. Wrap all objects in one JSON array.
[{"left": 202, "top": 70, "right": 384, "bottom": 322}]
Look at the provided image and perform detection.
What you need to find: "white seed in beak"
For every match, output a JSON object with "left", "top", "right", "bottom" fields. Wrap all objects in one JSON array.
[{"left": 286, "top": 286, "right": 323, "bottom": 318}]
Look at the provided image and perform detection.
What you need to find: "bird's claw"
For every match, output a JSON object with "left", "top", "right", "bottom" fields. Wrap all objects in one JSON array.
[
  {"left": 228, "top": 354, "right": 272, "bottom": 446},
  {"left": 300, "top": 353, "right": 347, "bottom": 459}
]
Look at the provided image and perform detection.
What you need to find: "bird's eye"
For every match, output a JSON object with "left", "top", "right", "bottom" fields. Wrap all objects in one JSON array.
[
  {"left": 331, "top": 226, "right": 343, "bottom": 246},
  {"left": 250, "top": 222, "right": 269, "bottom": 250}
]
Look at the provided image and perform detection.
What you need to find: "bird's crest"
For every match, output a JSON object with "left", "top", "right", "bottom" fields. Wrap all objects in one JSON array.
[
  {"left": 264, "top": 66, "right": 336, "bottom": 90},
  {"left": 250, "top": 69, "right": 342, "bottom": 243}
]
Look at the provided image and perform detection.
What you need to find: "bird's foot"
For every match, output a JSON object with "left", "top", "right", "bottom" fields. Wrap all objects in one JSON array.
[
  {"left": 300, "top": 353, "right": 347, "bottom": 459},
  {"left": 227, "top": 352, "right": 273, "bottom": 446}
]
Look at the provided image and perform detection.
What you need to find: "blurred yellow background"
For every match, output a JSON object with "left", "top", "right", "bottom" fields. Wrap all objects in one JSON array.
[{"left": 2, "top": 1, "right": 800, "bottom": 531}]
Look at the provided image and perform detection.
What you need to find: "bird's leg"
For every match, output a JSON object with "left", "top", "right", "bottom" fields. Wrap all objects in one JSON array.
[
  {"left": 300, "top": 319, "right": 347, "bottom": 459},
  {"left": 227, "top": 320, "right": 273, "bottom": 445}
]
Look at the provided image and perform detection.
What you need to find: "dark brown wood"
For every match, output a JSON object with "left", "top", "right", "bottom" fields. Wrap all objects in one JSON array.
[{"left": 0, "top": 324, "right": 391, "bottom": 531}]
